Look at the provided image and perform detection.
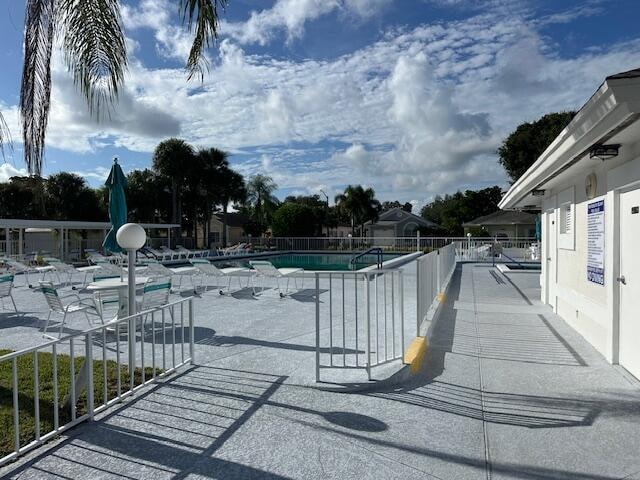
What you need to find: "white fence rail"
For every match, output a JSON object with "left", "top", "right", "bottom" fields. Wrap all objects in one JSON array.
[
  {"left": 416, "top": 243, "right": 456, "bottom": 332},
  {"left": 0, "top": 297, "right": 195, "bottom": 467},
  {"left": 315, "top": 269, "right": 404, "bottom": 382},
  {"left": 454, "top": 239, "right": 540, "bottom": 263},
  {"left": 244, "top": 236, "right": 537, "bottom": 253}
]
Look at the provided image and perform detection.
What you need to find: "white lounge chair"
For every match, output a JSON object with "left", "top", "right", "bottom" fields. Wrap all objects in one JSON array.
[
  {"left": 40, "top": 281, "right": 101, "bottom": 338},
  {"left": 140, "top": 260, "right": 195, "bottom": 290},
  {"left": 249, "top": 260, "right": 304, "bottom": 297},
  {"left": 42, "top": 257, "right": 80, "bottom": 287},
  {"left": 0, "top": 273, "right": 18, "bottom": 311},
  {"left": 189, "top": 258, "right": 249, "bottom": 294},
  {"left": 144, "top": 247, "right": 173, "bottom": 261},
  {"left": 0, "top": 257, "right": 45, "bottom": 287}
]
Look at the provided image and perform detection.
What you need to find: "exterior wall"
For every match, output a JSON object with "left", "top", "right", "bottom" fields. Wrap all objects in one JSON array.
[{"left": 541, "top": 139, "right": 640, "bottom": 362}]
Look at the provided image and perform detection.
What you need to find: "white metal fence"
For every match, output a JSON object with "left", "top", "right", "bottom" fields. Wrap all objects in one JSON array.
[
  {"left": 0, "top": 297, "right": 195, "bottom": 466},
  {"left": 244, "top": 236, "right": 538, "bottom": 254},
  {"left": 454, "top": 238, "right": 540, "bottom": 263},
  {"left": 315, "top": 269, "right": 404, "bottom": 382},
  {"left": 416, "top": 243, "right": 456, "bottom": 332}
]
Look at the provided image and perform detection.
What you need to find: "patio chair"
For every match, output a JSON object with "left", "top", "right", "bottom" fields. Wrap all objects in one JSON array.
[
  {"left": 0, "top": 274, "right": 18, "bottom": 312},
  {"left": 189, "top": 258, "right": 249, "bottom": 294},
  {"left": 141, "top": 260, "right": 194, "bottom": 290},
  {"left": 176, "top": 245, "right": 209, "bottom": 259},
  {"left": 143, "top": 247, "right": 173, "bottom": 261},
  {"left": 139, "top": 276, "right": 172, "bottom": 311},
  {"left": 0, "top": 257, "right": 43, "bottom": 287},
  {"left": 39, "top": 281, "right": 101, "bottom": 339},
  {"left": 42, "top": 257, "right": 78, "bottom": 287},
  {"left": 159, "top": 246, "right": 182, "bottom": 260},
  {"left": 249, "top": 260, "right": 304, "bottom": 298}
]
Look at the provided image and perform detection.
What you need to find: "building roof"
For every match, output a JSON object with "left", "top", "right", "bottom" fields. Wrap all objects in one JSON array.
[
  {"left": 463, "top": 210, "right": 537, "bottom": 227},
  {"left": 0, "top": 219, "right": 179, "bottom": 230},
  {"left": 213, "top": 212, "right": 249, "bottom": 228},
  {"left": 500, "top": 66, "right": 640, "bottom": 210},
  {"left": 365, "top": 207, "right": 439, "bottom": 227}
]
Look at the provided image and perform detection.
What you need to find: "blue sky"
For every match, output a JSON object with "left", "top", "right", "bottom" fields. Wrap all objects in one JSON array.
[{"left": 1, "top": 0, "right": 639, "bottom": 209}]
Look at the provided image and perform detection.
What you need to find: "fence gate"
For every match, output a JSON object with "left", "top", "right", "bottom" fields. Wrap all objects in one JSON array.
[{"left": 314, "top": 269, "right": 404, "bottom": 382}]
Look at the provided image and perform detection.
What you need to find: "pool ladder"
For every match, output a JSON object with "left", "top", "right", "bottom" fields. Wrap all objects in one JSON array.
[{"left": 349, "top": 247, "right": 383, "bottom": 270}]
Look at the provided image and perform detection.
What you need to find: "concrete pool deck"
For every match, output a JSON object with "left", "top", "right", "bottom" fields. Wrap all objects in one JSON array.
[{"left": 1, "top": 263, "right": 640, "bottom": 479}]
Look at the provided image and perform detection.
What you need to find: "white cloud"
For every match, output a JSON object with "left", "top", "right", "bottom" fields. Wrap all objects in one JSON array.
[
  {"left": 0, "top": 163, "right": 27, "bottom": 182},
  {"left": 3, "top": 4, "right": 640, "bottom": 203},
  {"left": 221, "top": 0, "right": 391, "bottom": 45}
]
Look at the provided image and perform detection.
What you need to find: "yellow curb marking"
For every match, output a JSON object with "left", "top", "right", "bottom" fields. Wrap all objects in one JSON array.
[{"left": 403, "top": 336, "right": 427, "bottom": 374}]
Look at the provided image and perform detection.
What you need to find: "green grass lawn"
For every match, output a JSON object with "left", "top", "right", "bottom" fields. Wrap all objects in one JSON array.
[{"left": 0, "top": 349, "right": 160, "bottom": 458}]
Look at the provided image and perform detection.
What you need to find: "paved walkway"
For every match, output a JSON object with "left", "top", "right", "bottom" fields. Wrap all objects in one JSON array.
[{"left": 2, "top": 264, "right": 640, "bottom": 479}]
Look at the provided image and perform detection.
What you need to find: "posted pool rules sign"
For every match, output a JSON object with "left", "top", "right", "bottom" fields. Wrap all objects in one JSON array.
[{"left": 587, "top": 198, "right": 605, "bottom": 285}]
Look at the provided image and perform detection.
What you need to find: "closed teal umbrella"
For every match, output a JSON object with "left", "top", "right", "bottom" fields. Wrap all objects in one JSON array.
[{"left": 102, "top": 158, "right": 128, "bottom": 253}]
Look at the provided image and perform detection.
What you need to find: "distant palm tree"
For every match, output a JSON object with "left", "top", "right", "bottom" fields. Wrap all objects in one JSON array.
[
  {"left": 1, "top": 0, "right": 227, "bottom": 175},
  {"left": 152, "top": 138, "right": 195, "bottom": 240},
  {"left": 335, "top": 185, "right": 380, "bottom": 236},
  {"left": 247, "top": 174, "right": 279, "bottom": 229},
  {"left": 218, "top": 168, "right": 247, "bottom": 246}
]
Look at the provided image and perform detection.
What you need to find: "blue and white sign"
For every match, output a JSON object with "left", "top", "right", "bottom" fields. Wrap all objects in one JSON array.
[{"left": 587, "top": 198, "right": 605, "bottom": 285}]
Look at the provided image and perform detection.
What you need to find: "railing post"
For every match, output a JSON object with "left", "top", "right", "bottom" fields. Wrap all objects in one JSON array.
[
  {"left": 416, "top": 231, "right": 420, "bottom": 252},
  {"left": 315, "top": 273, "right": 320, "bottom": 382},
  {"left": 189, "top": 298, "right": 195, "bottom": 365},
  {"left": 86, "top": 333, "right": 94, "bottom": 420},
  {"left": 416, "top": 257, "right": 421, "bottom": 335},
  {"left": 436, "top": 249, "right": 441, "bottom": 293},
  {"left": 399, "top": 270, "right": 405, "bottom": 356},
  {"left": 365, "top": 273, "right": 371, "bottom": 380}
]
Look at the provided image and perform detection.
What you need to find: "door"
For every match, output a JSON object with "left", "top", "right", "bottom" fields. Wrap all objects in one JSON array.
[
  {"left": 546, "top": 210, "right": 557, "bottom": 308},
  {"left": 619, "top": 188, "right": 640, "bottom": 379}
]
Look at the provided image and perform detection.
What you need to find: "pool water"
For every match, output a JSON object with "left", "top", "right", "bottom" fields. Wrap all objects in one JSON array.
[{"left": 219, "top": 252, "right": 402, "bottom": 271}]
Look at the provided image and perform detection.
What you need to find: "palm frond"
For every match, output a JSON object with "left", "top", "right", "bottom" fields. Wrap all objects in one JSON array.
[
  {"left": 180, "top": 0, "right": 227, "bottom": 81},
  {"left": 59, "top": 0, "right": 127, "bottom": 118},
  {"left": 20, "top": 0, "right": 57, "bottom": 176},
  {"left": 0, "top": 110, "right": 13, "bottom": 159}
]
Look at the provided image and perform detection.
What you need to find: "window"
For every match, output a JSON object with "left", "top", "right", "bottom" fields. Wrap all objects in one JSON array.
[
  {"left": 560, "top": 203, "right": 572, "bottom": 234},
  {"left": 557, "top": 187, "right": 575, "bottom": 250}
]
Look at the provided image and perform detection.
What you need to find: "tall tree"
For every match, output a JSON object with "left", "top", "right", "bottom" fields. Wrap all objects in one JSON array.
[
  {"left": 498, "top": 111, "right": 575, "bottom": 182},
  {"left": 152, "top": 138, "right": 195, "bottom": 240},
  {"left": 1, "top": 0, "right": 227, "bottom": 175},
  {"left": 46, "top": 172, "right": 104, "bottom": 221},
  {"left": 246, "top": 174, "right": 279, "bottom": 230},
  {"left": 335, "top": 185, "right": 380, "bottom": 236},
  {"left": 420, "top": 186, "right": 503, "bottom": 235},
  {"left": 126, "top": 169, "right": 169, "bottom": 223},
  {"left": 217, "top": 167, "right": 246, "bottom": 247}
]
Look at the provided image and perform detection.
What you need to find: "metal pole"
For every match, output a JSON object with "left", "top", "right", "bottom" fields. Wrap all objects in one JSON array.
[
  {"left": 417, "top": 231, "right": 420, "bottom": 252},
  {"left": 127, "top": 248, "right": 136, "bottom": 392},
  {"left": 189, "top": 299, "right": 195, "bottom": 365},
  {"left": 365, "top": 274, "right": 371, "bottom": 380},
  {"left": 315, "top": 273, "right": 320, "bottom": 382}
]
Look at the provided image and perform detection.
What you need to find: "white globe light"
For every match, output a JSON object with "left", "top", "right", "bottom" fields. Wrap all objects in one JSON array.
[{"left": 117, "top": 223, "right": 147, "bottom": 250}]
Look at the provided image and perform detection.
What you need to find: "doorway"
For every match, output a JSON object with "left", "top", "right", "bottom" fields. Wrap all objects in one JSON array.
[
  {"left": 619, "top": 187, "right": 640, "bottom": 379},
  {"left": 545, "top": 210, "right": 557, "bottom": 308}
]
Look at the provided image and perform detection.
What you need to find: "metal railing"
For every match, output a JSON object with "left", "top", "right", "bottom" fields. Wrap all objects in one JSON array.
[
  {"left": 0, "top": 297, "right": 195, "bottom": 467},
  {"left": 454, "top": 238, "right": 540, "bottom": 263},
  {"left": 315, "top": 269, "right": 404, "bottom": 382},
  {"left": 350, "top": 247, "right": 383, "bottom": 269},
  {"left": 243, "top": 236, "right": 537, "bottom": 253},
  {"left": 416, "top": 243, "right": 456, "bottom": 333}
]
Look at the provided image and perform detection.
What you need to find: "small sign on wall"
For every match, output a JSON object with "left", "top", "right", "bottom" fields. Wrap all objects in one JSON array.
[{"left": 587, "top": 198, "right": 605, "bottom": 285}]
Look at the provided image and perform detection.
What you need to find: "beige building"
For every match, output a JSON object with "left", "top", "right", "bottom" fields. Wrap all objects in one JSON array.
[
  {"left": 208, "top": 212, "right": 249, "bottom": 247},
  {"left": 462, "top": 210, "right": 537, "bottom": 238},
  {"left": 364, "top": 208, "right": 438, "bottom": 238}
]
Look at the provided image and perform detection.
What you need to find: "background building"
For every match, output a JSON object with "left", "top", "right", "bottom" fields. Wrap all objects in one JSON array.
[{"left": 463, "top": 210, "right": 537, "bottom": 238}]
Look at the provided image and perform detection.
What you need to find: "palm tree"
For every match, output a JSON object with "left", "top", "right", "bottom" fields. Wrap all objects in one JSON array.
[
  {"left": 217, "top": 168, "right": 246, "bottom": 247},
  {"left": 1, "top": 0, "right": 227, "bottom": 175},
  {"left": 335, "top": 185, "right": 381, "bottom": 236},
  {"left": 152, "top": 138, "right": 195, "bottom": 240},
  {"left": 246, "top": 174, "right": 279, "bottom": 229}
]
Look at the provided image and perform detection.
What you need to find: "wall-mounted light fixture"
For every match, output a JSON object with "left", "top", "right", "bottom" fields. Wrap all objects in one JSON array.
[
  {"left": 531, "top": 189, "right": 546, "bottom": 197},
  {"left": 589, "top": 144, "right": 620, "bottom": 160}
]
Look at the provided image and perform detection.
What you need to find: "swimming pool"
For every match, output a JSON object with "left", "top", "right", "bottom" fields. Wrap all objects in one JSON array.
[{"left": 214, "top": 252, "right": 403, "bottom": 271}]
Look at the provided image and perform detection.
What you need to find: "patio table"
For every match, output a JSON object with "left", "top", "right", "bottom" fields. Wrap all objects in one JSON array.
[{"left": 86, "top": 276, "right": 149, "bottom": 321}]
